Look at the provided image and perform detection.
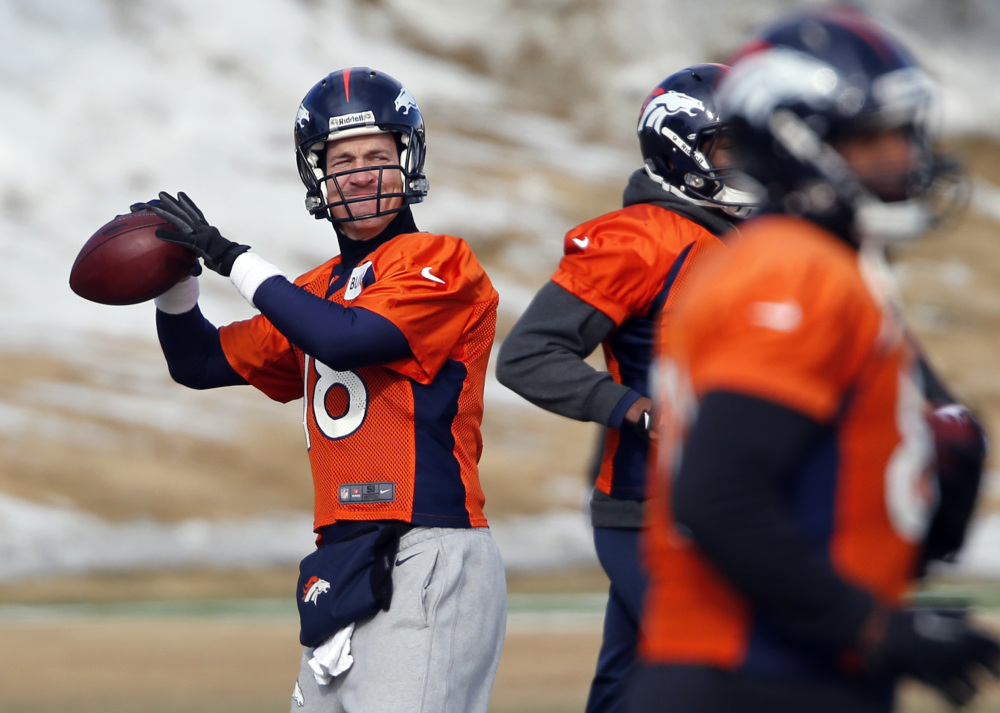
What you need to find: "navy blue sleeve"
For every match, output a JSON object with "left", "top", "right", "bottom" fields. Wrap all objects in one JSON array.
[
  {"left": 156, "top": 305, "right": 247, "bottom": 389},
  {"left": 673, "top": 390, "right": 875, "bottom": 654},
  {"left": 251, "top": 275, "right": 411, "bottom": 370}
]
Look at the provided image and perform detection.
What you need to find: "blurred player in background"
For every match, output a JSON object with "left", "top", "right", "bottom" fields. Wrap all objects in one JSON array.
[
  {"left": 496, "top": 64, "right": 757, "bottom": 713},
  {"left": 135, "top": 67, "right": 506, "bottom": 713},
  {"left": 631, "top": 7, "right": 999, "bottom": 713}
]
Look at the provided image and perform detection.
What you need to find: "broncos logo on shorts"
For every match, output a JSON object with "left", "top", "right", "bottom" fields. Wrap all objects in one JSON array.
[{"left": 302, "top": 576, "right": 331, "bottom": 605}]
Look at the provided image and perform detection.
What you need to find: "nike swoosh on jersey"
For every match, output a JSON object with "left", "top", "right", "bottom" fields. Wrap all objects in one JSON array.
[
  {"left": 420, "top": 266, "right": 445, "bottom": 284},
  {"left": 571, "top": 236, "right": 590, "bottom": 250}
]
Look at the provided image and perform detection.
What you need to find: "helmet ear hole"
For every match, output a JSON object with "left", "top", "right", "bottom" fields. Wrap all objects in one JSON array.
[{"left": 685, "top": 173, "right": 706, "bottom": 189}]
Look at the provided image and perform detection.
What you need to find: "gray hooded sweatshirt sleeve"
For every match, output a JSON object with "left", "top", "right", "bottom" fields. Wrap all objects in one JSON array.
[
  {"left": 495, "top": 169, "right": 736, "bottom": 428},
  {"left": 495, "top": 281, "right": 634, "bottom": 426}
]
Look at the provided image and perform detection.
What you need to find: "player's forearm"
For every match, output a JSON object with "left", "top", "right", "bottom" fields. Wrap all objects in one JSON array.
[
  {"left": 252, "top": 276, "right": 410, "bottom": 370},
  {"left": 496, "top": 281, "right": 632, "bottom": 425},
  {"left": 156, "top": 305, "right": 246, "bottom": 389},
  {"left": 673, "top": 390, "right": 875, "bottom": 653},
  {"left": 499, "top": 344, "right": 634, "bottom": 424}
]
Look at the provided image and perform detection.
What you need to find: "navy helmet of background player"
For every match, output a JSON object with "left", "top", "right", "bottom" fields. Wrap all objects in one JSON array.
[
  {"left": 496, "top": 63, "right": 756, "bottom": 713},
  {"left": 293, "top": 68, "right": 429, "bottom": 224},
  {"left": 722, "top": 5, "right": 967, "bottom": 246},
  {"left": 637, "top": 64, "right": 757, "bottom": 221}
]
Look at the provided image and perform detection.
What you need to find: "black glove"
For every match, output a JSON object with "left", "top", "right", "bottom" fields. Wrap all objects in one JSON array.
[
  {"left": 135, "top": 192, "right": 250, "bottom": 277},
  {"left": 863, "top": 607, "right": 1000, "bottom": 707},
  {"left": 129, "top": 198, "right": 202, "bottom": 277}
]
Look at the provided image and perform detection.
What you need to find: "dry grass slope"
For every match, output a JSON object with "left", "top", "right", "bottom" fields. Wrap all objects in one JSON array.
[{"left": 1, "top": 137, "right": 1000, "bottom": 712}]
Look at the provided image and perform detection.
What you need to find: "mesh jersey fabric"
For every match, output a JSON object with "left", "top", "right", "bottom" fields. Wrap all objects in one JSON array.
[{"left": 219, "top": 232, "right": 498, "bottom": 531}]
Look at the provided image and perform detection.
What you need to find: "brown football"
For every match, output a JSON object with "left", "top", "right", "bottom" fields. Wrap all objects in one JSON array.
[{"left": 69, "top": 210, "right": 197, "bottom": 305}]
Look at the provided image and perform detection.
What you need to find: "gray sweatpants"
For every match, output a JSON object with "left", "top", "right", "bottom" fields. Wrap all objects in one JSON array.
[{"left": 290, "top": 526, "right": 507, "bottom": 713}]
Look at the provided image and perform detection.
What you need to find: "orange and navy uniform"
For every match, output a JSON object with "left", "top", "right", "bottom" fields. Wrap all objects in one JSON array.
[
  {"left": 219, "top": 232, "right": 498, "bottom": 532},
  {"left": 642, "top": 215, "right": 934, "bottom": 673},
  {"left": 551, "top": 203, "right": 726, "bottom": 499}
]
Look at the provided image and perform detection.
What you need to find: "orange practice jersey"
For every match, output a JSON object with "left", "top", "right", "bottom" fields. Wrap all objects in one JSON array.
[
  {"left": 642, "top": 215, "right": 935, "bottom": 671},
  {"left": 219, "top": 232, "right": 498, "bottom": 531},
  {"left": 550, "top": 203, "right": 726, "bottom": 499}
]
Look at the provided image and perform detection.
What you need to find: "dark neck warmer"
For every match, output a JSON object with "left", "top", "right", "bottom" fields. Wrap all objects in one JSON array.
[
  {"left": 334, "top": 208, "right": 419, "bottom": 270},
  {"left": 621, "top": 169, "right": 740, "bottom": 238}
]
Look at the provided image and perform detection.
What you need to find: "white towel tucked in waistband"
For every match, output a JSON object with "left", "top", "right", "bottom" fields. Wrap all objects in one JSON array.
[{"left": 307, "top": 623, "right": 355, "bottom": 685}]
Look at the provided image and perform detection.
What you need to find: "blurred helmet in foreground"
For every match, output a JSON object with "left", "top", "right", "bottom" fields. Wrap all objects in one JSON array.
[{"left": 719, "top": 6, "right": 966, "bottom": 244}]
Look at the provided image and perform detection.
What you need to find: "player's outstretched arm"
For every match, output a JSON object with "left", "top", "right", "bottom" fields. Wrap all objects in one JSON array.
[{"left": 135, "top": 193, "right": 410, "bottom": 371}]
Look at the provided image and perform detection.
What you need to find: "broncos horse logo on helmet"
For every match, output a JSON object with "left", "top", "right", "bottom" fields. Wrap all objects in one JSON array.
[
  {"left": 294, "top": 67, "right": 429, "bottom": 223},
  {"left": 640, "top": 90, "right": 708, "bottom": 123},
  {"left": 637, "top": 63, "right": 759, "bottom": 220},
  {"left": 393, "top": 87, "right": 419, "bottom": 115}
]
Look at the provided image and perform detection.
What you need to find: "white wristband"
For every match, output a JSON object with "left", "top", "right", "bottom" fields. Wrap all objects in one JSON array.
[
  {"left": 229, "top": 252, "right": 286, "bottom": 307},
  {"left": 154, "top": 276, "right": 200, "bottom": 314}
]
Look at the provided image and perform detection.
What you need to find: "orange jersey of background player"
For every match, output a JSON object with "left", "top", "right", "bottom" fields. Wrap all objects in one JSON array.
[
  {"left": 550, "top": 203, "right": 727, "bottom": 499},
  {"left": 219, "top": 232, "right": 498, "bottom": 531},
  {"left": 642, "top": 214, "right": 935, "bottom": 670}
]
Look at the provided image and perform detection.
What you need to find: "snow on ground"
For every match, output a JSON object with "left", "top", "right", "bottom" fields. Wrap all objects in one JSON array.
[{"left": 2, "top": 0, "right": 1000, "bottom": 580}]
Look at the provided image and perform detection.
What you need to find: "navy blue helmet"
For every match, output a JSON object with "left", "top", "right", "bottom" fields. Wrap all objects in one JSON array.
[
  {"left": 637, "top": 63, "right": 758, "bottom": 219},
  {"left": 719, "top": 6, "right": 964, "bottom": 242},
  {"left": 294, "top": 67, "right": 429, "bottom": 222}
]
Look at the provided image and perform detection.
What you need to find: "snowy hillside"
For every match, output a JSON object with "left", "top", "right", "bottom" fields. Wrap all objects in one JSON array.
[{"left": 2, "top": 0, "right": 1000, "bottom": 581}]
